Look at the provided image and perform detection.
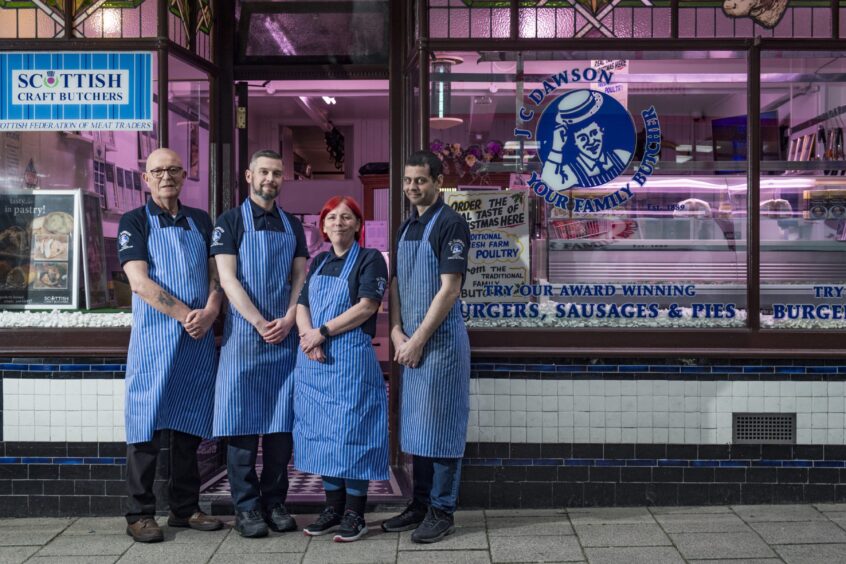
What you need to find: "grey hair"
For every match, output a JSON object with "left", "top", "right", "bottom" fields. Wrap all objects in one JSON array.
[{"left": 249, "top": 149, "right": 283, "bottom": 170}]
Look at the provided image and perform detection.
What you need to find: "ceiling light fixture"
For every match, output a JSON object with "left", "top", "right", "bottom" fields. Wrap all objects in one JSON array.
[
  {"left": 430, "top": 55, "right": 464, "bottom": 130},
  {"left": 322, "top": 96, "right": 336, "bottom": 105}
]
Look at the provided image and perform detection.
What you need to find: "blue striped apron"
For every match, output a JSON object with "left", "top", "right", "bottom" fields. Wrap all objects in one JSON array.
[
  {"left": 213, "top": 200, "right": 298, "bottom": 436},
  {"left": 397, "top": 208, "right": 471, "bottom": 458},
  {"left": 125, "top": 207, "right": 216, "bottom": 444},
  {"left": 293, "top": 243, "right": 389, "bottom": 481}
]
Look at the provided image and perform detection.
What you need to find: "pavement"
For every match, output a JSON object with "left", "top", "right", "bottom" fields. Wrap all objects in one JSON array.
[{"left": 2, "top": 504, "right": 846, "bottom": 563}]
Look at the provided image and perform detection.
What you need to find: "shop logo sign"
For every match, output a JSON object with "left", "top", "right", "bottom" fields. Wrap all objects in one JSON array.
[
  {"left": 12, "top": 69, "right": 129, "bottom": 105},
  {"left": 515, "top": 74, "right": 661, "bottom": 214},
  {"left": 537, "top": 90, "right": 634, "bottom": 190},
  {"left": 0, "top": 52, "right": 153, "bottom": 131}
]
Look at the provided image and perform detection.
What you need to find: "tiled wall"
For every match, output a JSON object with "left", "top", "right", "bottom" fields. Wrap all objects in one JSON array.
[{"left": 469, "top": 378, "right": 845, "bottom": 445}]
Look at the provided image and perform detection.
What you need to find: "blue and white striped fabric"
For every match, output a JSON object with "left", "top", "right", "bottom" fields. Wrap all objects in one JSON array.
[
  {"left": 213, "top": 200, "right": 298, "bottom": 436},
  {"left": 124, "top": 207, "right": 216, "bottom": 444},
  {"left": 293, "top": 242, "right": 389, "bottom": 481},
  {"left": 397, "top": 208, "right": 470, "bottom": 458}
]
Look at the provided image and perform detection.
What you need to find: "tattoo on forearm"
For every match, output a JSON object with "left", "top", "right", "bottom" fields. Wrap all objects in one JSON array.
[
  {"left": 212, "top": 276, "right": 222, "bottom": 292},
  {"left": 157, "top": 290, "right": 176, "bottom": 307}
]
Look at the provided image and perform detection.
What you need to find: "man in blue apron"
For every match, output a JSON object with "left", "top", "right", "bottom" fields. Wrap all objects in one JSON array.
[
  {"left": 211, "top": 149, "right": 308, "bottom": 538},
  {"left": 119, "top": 148, "right": 223, "bottom": 543},
  {"left": 382, "top": 151, "right": 471, "bottom": 543}
]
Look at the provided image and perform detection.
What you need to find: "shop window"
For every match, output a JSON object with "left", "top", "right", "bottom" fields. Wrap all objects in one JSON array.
[
  {"left": 679, "top": 0, "right": 830, "bottom": 39},
  {"left": 759, "top": 52, "right": 846, "bottom": 330},
  {"left": 434, "top": 51, "right": 749, "bottom": 329},
  {"left": 429, "top": 0, "right": 511, "bottom": 39}
]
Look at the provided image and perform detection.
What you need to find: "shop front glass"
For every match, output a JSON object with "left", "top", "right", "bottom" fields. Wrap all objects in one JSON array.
[
  {"left": 434, "top": 51, "right": 750, "bottom": 329},
  {"left": 759, "top": 51, "right": 846, "bottom": 330}
]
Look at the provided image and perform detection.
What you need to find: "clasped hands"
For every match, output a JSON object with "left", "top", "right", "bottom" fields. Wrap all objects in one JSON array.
[
  {"left": 391, "top": 326, "right": 424, "bottom": 368},
  {"left": 299, "top": 326, "right": 326, "bottom": 363},
  {"left": 254, "top": 316, "right": 295, "bottom": 345},
  {"left": 182, "top": 308, "right": 216, "bottom": 340}
]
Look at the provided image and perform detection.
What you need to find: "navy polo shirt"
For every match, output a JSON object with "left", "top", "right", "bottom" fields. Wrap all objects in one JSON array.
[
  {"left": 297, "top": 247, "right": 388, "bottom": 338},
  {"left": 117, "top": 200, "right": 214, "bottom": 265},
  {"left": 393, "top": 197, "right": 471, "bottom": 283},
  {"left": 210, "top": 199, "right": 309, "bottom": 259}
]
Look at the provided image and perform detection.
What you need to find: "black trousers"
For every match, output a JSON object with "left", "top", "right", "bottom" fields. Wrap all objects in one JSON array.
[
  {"left": 227, "top": 433, "right": 293, "bottom": 512},
  {"left": 126, "top": 429, "right": 202, "bottom": 523}
]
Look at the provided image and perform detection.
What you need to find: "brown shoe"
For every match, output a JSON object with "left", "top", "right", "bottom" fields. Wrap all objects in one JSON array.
[
  {"left": 167, "top": 510, "right": 223, "bottom": 531},
  {"left": 126, "top": 517, "right": 164, "bottom": 543}
]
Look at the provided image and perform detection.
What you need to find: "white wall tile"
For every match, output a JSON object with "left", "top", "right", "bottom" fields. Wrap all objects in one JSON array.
[
  {"left": 543, "top": 427, "right": 559, "bottom": 442},
  {"left": 638, "top": 396, "right": 653, "bottom": 412},
  {"left": 19, "top": 379, "right": 34, "bottom": 394},
  {"left": 479, "top": 411, "right": 494, "bottom": 427},
  {"left": 542, "top": 396, "right": 557, "bottom": 412},
  {"left": 527, "top": 412, "right": 543, "bottom": 428},
  {"left": 34, "top": 426, "right": 50, "bottom": 441},
  {"left": 542, "top": 380, "right": 558, "bottom": 396},
  {"left": 542, "top": 412, "right": 558, "bottom": 427},
  {"left": 526, "top": 380, "right": 542, "bottom": 395},
  {"left": 527, "top": 396, "right": 542, "bottom": 412},
  {"left": 621, "top": 412, "right": 636, "bottom": 427},
  {"left": 3, "top": 427, "right": 18, "bottom": 441},
  {"left": 510, "top": 380, "right": 527, "bottom": 395},
  {"left": 621, "top": 428, "right": 637, "bottom": 442},
  {"left": 653, "top": 428, "right": 669, "bottom": 443},
  {"left": 605, "top": 428, "right": 621, "bottom": 442},
  {"left": 494, "top": 411, "right": 510, "bottom": 427},
  {"left": 34, "top": 411, "right": 49, "bottom": 426},
  {"left": 573, "top": 427, "right": 589, "bottom": 442},
  {"left": 18, "top": 411, "right": 34, "bottom": 427},
  {"left": 527, "top": 427, "right": 542, "bottom": 442},
  {"left": 589, "top": 396, "right": 605, "bottom": 411},
  {"left": 573, "top": 381, "right": 590, "bottom": 396},
  {"left": 557, "top": 380, "right": 573, "bottom": 396},
  {"left": 511, "top": 395, "right": 527, "bottom": 411},
  {"left": 494, "top": 427, "right": 510, "bottom": 442},
  {"left": 573, "top": 395, "right": 590, "bottom": 411},
  {"left": 479, "top": 427, "right": 495, "bottom": 442},
  {"left": 748, "top": 397, "right": 764, "bottom": 411},
  {"left": 494, "top": 379, "right": 509, "bottom": 395},
  {"left": 573, "top": 412, "right": 589, "bottom": 427},
  {"left": 510, "top": 427, "right": 526, "bottom": 442},
  {"left": 813, "top": 382, "right": 829, "bottom": 397},
  {"left": 494, "top": 395, "right": 510, "bottom": 411},
  {"left": 763, "top": 397, "right": 779, "bottom": 412},
  {"left": 589, "top": 428, "right": 605, "bottom": 442},
  {"left": 829, "top": 397, "right": 845, "bottom": 413}
]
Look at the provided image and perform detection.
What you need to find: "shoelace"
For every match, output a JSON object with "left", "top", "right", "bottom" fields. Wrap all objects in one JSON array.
[
  {"left": 246, "top": 510, "right": 263, "bottom": 521},
  {"left": 314, "top": 507, "right": 339, "bottom": 527},
  {"left": 340, "top": 512, "right": 362, "bottom": 529}
]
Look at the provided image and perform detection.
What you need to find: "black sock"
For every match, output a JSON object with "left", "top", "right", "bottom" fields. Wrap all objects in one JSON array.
[
  {"left": 325, "top": 488, "right": 346, "bottom": 514},
  {"left": 346, "top": 494, "right": 367, "bottom": 516}
]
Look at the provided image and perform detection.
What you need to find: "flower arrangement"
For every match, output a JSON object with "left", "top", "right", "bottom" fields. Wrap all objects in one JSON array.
[{"left": 430, "top": 139, "right": 504, "bottom": 181}]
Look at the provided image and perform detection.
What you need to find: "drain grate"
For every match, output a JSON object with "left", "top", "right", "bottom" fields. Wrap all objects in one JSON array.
[{"left": 733, "top": 413, "right": 796, "bottom": 444}]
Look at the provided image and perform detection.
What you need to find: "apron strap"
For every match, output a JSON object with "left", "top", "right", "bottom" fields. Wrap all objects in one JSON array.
[
  {"left": 144, "top": 205, "right": 160, "bottom": 231},
  {"left": 313, "top": 252, "right": 333, "bottom": 276},
  {"left": 185, "top": 216, "right": 200, "bottom": 233},
  {"left": 240, "top": 199, "right": 256, "bottom": 232},
  {"left": 421, "top": 206, "right": 445, "bottom": 241},
  {"left": 277, "top": 207, "right": 293, "bottom": 234},
  {"left": 339, "top": 242, "right": 360, "bottom": 280}
]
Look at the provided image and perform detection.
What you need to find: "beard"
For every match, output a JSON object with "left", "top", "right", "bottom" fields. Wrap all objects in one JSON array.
[{"left": 252, "top": 181, "right": 278, "bottom": 201}]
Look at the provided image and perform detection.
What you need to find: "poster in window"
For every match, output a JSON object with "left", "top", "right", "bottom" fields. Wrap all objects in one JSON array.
[
  {"left": 80, "top": 192, "right": 109, "bottom": 309},
  {"left": 188, "top": 121, "right": 200, "bottom": 180},
  {"left": 0, "top": 190, "right": 80, "bottom": 309}
]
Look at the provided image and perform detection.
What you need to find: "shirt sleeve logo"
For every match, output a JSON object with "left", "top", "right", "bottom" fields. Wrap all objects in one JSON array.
[
  {"left": 118, "top": 230, "right": 133, "bottom": 251},
  {"left": 211, "top": 226, "right": 224, "bottom": 247},
  {"left": 447, "top": 239, "right": 466, "bottom": 260},
  {"left": 376, "top": 276, "right": 387, "bottom": 297}
]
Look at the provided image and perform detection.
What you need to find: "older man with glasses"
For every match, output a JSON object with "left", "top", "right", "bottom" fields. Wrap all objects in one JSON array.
[{"left": 118, "top": 148, "right": 223, "bottom": 542}]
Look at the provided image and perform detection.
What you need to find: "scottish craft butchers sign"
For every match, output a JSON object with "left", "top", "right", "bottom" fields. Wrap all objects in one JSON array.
[{"left": 0, "top": 52, "right": 153, "bottom": 131}]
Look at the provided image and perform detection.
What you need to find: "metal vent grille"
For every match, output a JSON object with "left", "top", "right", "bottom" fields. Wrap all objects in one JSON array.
[{"left": 733, "top": 413, "right": 796, "bottom": 444}]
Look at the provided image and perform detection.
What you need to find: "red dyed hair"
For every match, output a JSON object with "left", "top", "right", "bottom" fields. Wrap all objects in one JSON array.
[{"left": 319, "top": 196, "right": 365, "bottom": 243}]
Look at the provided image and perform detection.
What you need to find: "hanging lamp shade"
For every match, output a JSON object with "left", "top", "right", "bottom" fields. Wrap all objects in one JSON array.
[{"left": 430, "top": 56, "right": 463, "bottom": 130}]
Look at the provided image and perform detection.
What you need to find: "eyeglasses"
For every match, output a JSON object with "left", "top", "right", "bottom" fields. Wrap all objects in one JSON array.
[{"left": 147, "top": 166, "right": 184, "bottom": 179}]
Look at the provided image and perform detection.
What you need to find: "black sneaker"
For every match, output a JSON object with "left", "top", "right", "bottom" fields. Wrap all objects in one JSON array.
[
  {"left": 381, "top": 500, "right": 428, "bottom": 532},
  {"left": 333, "top": 510, "right": 367, "bottom": 542},
  {"left": 263, "top": 504, "right": 297, "bottom": 532},
  {"left": 303, "top": 506, "right": 342, "bottom": 537},
  {"left": 235, "top": 510, "right": 269, "bottom": 538},
  {"left": 410, "top": 506, "right": 455, "bottom": 544}
]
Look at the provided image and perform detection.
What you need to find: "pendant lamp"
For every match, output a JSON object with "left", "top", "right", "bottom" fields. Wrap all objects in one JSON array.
[{"left": 430, "top": 56, "right": 464, "bottom": 130}]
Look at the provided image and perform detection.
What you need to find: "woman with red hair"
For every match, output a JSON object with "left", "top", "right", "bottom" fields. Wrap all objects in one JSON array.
[{"left": 293, "top": 196, "right": 389, "bottom": 542}]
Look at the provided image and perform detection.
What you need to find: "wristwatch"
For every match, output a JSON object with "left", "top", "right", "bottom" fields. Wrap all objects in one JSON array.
[{"left": 319, "top": 324, "right": 331, "bottom": 339}]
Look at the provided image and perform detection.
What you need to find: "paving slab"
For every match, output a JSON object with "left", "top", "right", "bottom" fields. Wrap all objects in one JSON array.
[
  {"left": 209, "top": 555, "right": 303, "bottom": 564},
  {"left": 814, "top": 503, "right": 846, "bottom": 512},
  {"left": 670, "top": 532, "right": 777, "bottom": 560},
  {"left": 453, "top": 510, "right": 487, "bottom": 526},
  {"left": 62, "top": 517, "right": 129, "bottom": 535},
  {"left": 0, "top": 546, "right": 39, "bottom": 564},
  {"left": 574, "top": 523, "right": 671, "bottom": 547},
  {"left": 732, "top": 504, "right": 827, "bottom": 522},
  {"left": 583, "top": 546, "right": 685, "bottom": 564},
  {"left": 27, "top": 557, "right": 118, "bottom": 564},
  {"left": 302, "top": 539, "right": 397, "bottom": 564},
  {"left": 653, "top": 513, "right": 752, "bottom": 533},
  {"left": 397, "top": 550, "right": 492, "bottom": 564},
  {"left": 775, "top": 543, "right": 846, "bottom": 564},
  {"left": 308, "top": 527, "right": 399, "bottom": 542},
  {"left": 157, "top": 526, "right": 231, "bottom": 545},
  {"left": 568, "top": 507, "right": 654, "bottom": 525},
  {"left": 115, "top": 542, "right": 217, "bottom": 564},
  {"left": 749, "top": 520, "right": 846, "bottom": 544},
  {"left": 216, "top": 530, "right": 310, "bottom": 553},
  {"left": 0, "top": 518, "right": 73, "bottom": 529},
  {"left": 687, "top": 560, "right": 782, "bottom": 564},
  {"left": 486, "top": 509, "right": 565, "bottom": 518},
  {"left": 35, "top": 534, "right": 134, "bottom": 557},
  {"left": 398, "top": 527, "right": 488, "bottom": 551},
  {"left": 649, "top": 506, "right": 732, "bottom": 515},
  {"left": 487, "top": 515, "right": 574, "bottom": 536},
  {"left": 0, "top": 528, "right": 67, "bottom": 547},
  {"left": 489, "top": 535, "right": 584, "bottom": 562}
]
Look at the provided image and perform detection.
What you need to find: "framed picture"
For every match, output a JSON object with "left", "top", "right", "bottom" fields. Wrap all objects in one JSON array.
[
  {"left": 187, "top": 121, "right": 200, "bottom": 180},
  {"left": 116, "top": 167, "right": 125, "bottom": 188},
  {"left": 132, "top": 171, "right": 142, "bottom": 191}
]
